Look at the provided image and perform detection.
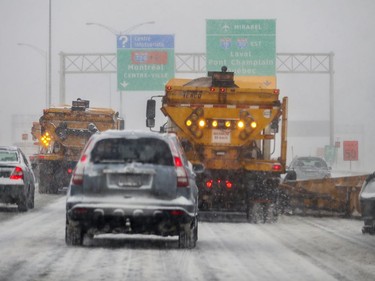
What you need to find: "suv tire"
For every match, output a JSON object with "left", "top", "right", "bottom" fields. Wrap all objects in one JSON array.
[
  {"left": 178, "top": 220, "right": 197, "bottom": 249},
  {"left": 65, "top": 221, "right": 83, "bottom": 246}
]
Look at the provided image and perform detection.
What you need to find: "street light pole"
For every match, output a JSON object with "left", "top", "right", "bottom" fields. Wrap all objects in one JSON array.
[
  {"left": 86, "top": 21, "right": 155, "bottom": 35},
  {"left": 48, "top": 0, "right": 52, "bottom": 107},
  {"left": 17, "top": 43, "right": 48, "bottom": 108},
  {"left": 85, "top": 21, "right": 155, "bottom": 120}
]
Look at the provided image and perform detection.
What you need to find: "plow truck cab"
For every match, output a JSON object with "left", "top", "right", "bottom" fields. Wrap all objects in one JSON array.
[{"left": 31, "top": 99, "right": 124, "bottom": 193}]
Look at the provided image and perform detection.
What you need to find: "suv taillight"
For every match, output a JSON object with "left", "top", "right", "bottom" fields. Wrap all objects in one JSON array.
[
  {"left": 72, "top": 173, "right": 83, "bottom": 185},
  {"left": 174, "top": 156, "right": 189, "bottom": 187},
  {"left": 10, "top": 166, "right": 24, "bottom": 180},
  {"left": 71, "top": 154, "right": 87, "bottom": 185}
]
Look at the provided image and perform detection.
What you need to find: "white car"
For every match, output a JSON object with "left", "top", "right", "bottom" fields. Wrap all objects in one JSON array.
[
  {"left": 0, "top": 146, "right": 36, "bottom": 211},
  {"left": 285, "top": 156, "right": 331, "bottom": 181}
]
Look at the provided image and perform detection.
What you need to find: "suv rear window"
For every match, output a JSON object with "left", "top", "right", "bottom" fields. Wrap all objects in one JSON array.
[{"left": 91, "top": 138, "right": 174, "bottom": 166}]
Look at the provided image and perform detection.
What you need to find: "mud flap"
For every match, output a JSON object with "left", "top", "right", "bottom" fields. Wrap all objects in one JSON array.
[{"left": 246, "top": 177, "right": 280, "bottom": 223}]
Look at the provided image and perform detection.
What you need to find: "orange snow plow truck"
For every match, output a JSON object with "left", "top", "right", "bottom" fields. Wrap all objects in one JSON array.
[
  {"left": 146, "top": 67, "right": 288, "bottom": 222},
  {"left": 31, "top": 99, "right": 124, "bottom": 194}
]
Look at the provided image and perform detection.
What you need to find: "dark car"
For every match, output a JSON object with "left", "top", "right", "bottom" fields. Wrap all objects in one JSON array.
[
  {"left": 65, "top": 130, "right": 199, "bottom": 248},
  {"left": 0, "top": 146, "right": 36, "bottom": 211},
  {"left": 359, "top": 173, "right": 375, "bottom": 234},
  {"left": 284, "top": 156, "right": 331, "bottom": 181}
]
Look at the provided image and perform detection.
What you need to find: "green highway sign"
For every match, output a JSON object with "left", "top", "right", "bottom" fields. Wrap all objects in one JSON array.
[
  {"left": 117, "top": 34, "right": 175, "bottom": 91},
  {"left": 206, "top": 19, "right": 276, "bottom": 76},
  {"left": 324, "top": 145, "right": 337, "bottom": 165}
]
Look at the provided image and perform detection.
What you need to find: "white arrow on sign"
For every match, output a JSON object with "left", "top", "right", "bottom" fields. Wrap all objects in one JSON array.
[{"left": 120, "top": 81, "right": 129, "bottom": 88}]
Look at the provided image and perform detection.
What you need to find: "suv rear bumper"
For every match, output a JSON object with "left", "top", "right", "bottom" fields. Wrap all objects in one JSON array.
[{"left": 66, "top": 196, "right": 197, "bottom": 237}]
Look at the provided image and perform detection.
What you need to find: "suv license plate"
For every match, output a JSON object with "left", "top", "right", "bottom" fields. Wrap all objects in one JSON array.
[{"left": 116, "top": 175, "right": 142, "bottom": 188}]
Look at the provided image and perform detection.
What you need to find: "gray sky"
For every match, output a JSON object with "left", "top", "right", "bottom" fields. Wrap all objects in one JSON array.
[{"left": 1, "top": 0, "right": 375, "bottom": 170}]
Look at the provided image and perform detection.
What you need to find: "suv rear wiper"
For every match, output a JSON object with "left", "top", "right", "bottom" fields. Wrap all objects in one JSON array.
[{"left": 94, "top": 159, "right": 125, "bottom": 163}]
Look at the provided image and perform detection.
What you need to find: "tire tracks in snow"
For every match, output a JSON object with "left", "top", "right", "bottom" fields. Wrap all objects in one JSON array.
[
  {"left": 295, "top": 216, "right": 375, "bottom": 250},
  {"left": 271, "top": 216, "right": 375, "bottom": 281}
]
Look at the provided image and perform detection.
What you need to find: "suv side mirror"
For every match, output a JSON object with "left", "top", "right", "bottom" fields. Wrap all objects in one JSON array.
[{"left": 146, "top": 99, "right": 156, "bottom": 128}]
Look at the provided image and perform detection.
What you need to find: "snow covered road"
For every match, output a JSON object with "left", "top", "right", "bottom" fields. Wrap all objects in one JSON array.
[{"left": 0, "top": 195, "right": 375, "bottom": 281}]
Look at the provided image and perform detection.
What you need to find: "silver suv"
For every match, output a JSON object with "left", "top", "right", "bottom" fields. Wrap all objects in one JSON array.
[{"left": 65, "top": 130, "right": 199, "bottom": 248}]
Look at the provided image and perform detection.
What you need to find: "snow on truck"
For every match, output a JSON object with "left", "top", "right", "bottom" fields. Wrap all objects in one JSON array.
[
  {"left": 31, "top": 99, "right": 124, "bottom": 193},
  {"left": 146, "top": 67, "right": 288, "bottom": 222}
]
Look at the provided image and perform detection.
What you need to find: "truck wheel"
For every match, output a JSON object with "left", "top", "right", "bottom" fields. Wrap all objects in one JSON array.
[
  {"left": 38, "top": 179, "right": 45, "bottom": 193},
  {"left": 247, "top": 202, "right": 261, "bottom": 223},
  {"left": 263, "top": 203, "right": 278, "bottom": 223},
  {"left": 38, "top": 170, "right": 48, "bottom": 193},
  {"left": 38, "top": 162, "right": 56, "bottom": 193},
  {"left": 51, "top": 174, "right": 63, "bottom": 194},
  {"left": 178, "top": 221, "right": 197, "bottom": 249},
  {"left": 65, "top": 220, "right": 83, "bottom": 246}
]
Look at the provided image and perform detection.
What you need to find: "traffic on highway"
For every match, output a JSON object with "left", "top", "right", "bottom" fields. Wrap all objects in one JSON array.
[{"left": 2, "top": 0, "right": 375, "bottom": 280}]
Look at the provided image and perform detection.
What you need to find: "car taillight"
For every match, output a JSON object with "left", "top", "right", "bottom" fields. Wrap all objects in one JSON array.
[
  {"left": 10, "top": 166, "right": 24, "bottom": 180},
  {"left": 71, "top": 154, "right": 87, "bottom": 185},
  {"left": 174, "top": 156, "right": 189, "bottom": 187}
]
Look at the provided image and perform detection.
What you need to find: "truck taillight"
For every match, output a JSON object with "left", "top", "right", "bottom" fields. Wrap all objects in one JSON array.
[
  {"left": 205, "top": 179, "right": 233, "bottom": 189},
  {"left": 225, "top": 180, "right": 233, "bottom": 189},
  {"left": 272, "top": 164, "right": 282, "bottom": 171},
  {"left": 174, "top": 156, "right": 189, "bottom": 187},
  {"left": 206, "top": 180, "right": 213, "bottom": 188},
  {"left": 10, "top": 166, "right": 24, "bottom": 180}
]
